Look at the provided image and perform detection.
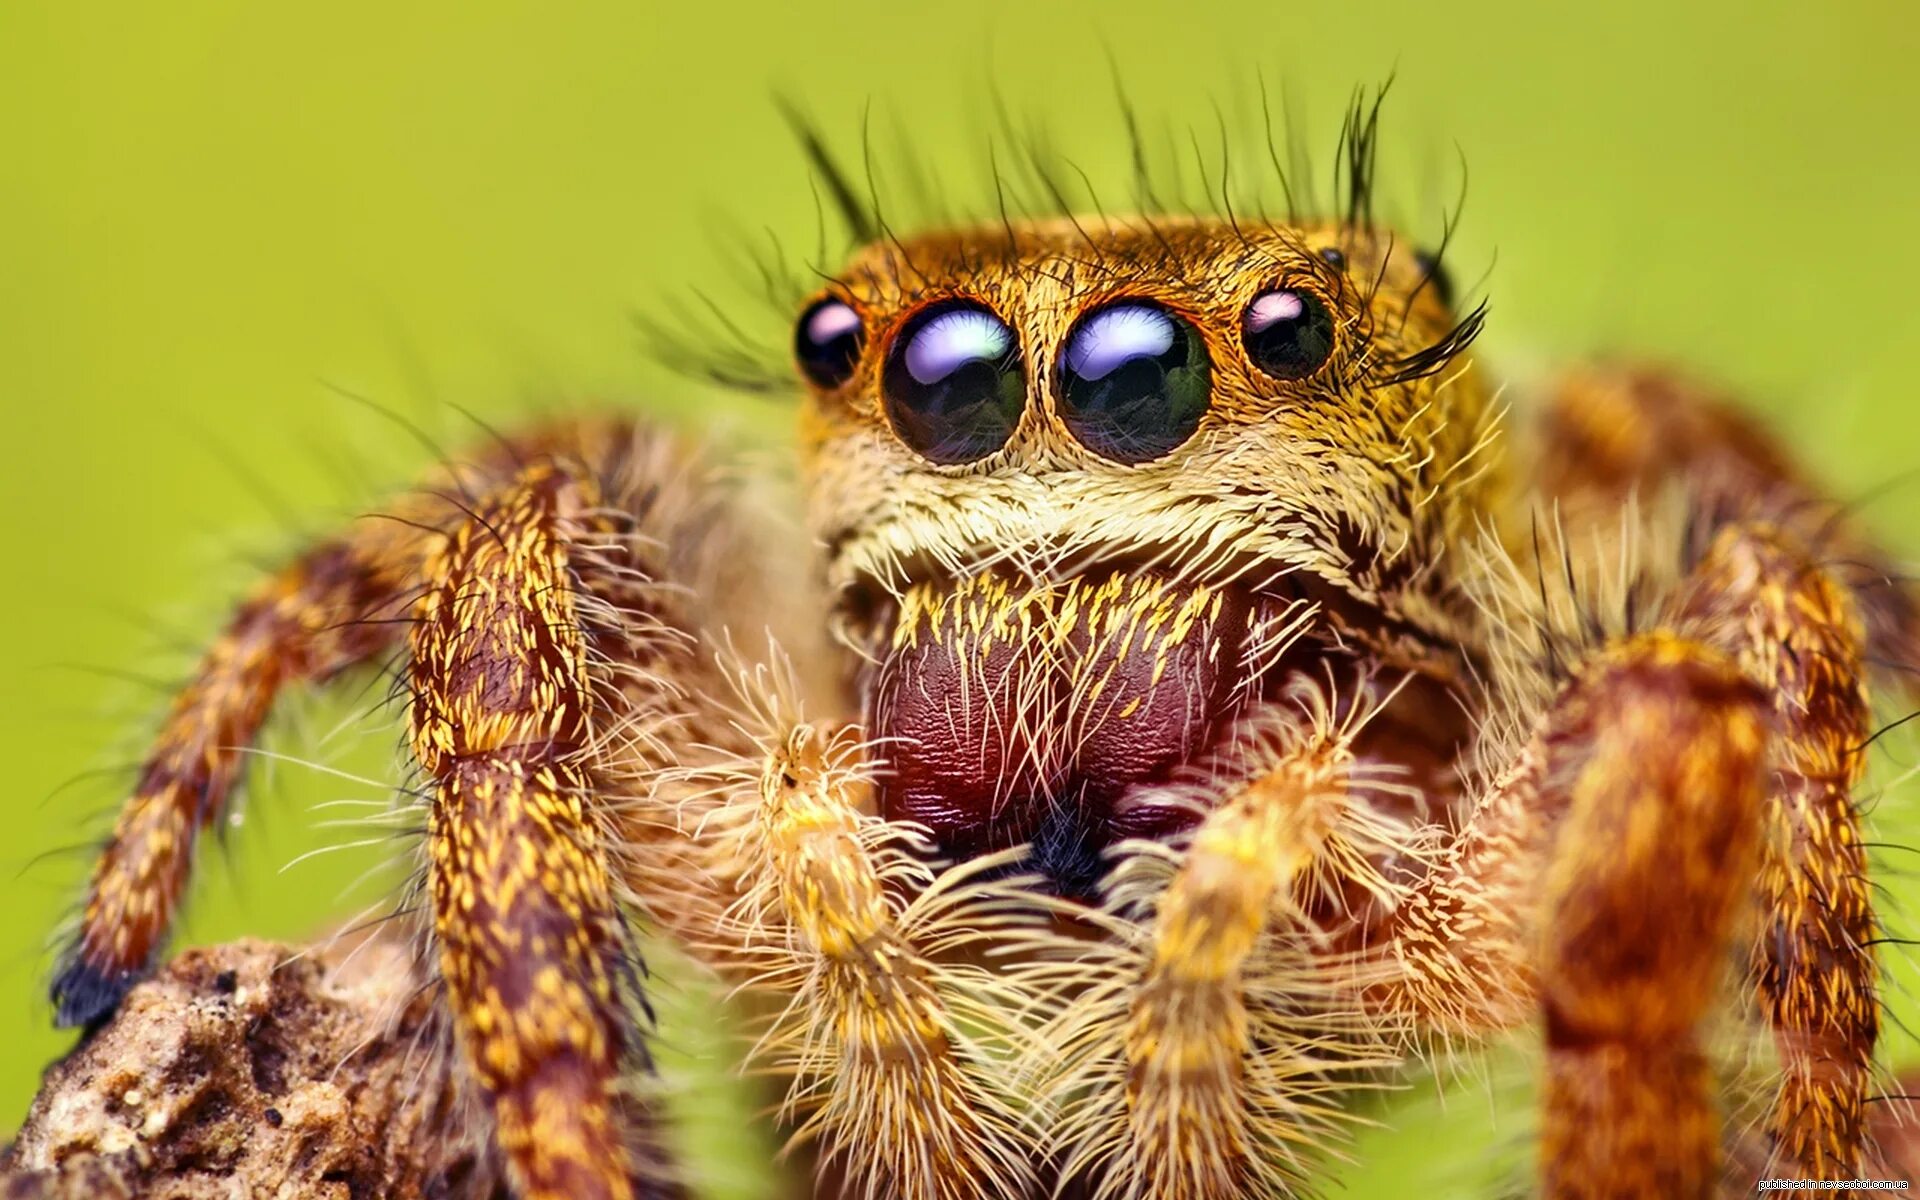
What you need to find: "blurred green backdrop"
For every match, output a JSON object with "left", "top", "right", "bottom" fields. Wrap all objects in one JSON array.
[{"left": 4, "top": 2, "right": 1919, "bottom": 1196}]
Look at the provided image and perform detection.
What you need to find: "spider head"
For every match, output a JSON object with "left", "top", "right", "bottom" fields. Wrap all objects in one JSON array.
[{"left": 791, "top": 217, "right": 1496, "bottom": 889}]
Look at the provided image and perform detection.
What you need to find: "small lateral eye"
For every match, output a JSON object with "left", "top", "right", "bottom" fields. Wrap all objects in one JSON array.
[
  {"left": 1413, "top": 248, "right": 1456, "bottom": 308},
  {"left": 882, "top": 301, "right": 1026, "bottom": 464},
  {"left": 794, "top": 297, "right": 864, "bottom": 388},
  {"left": 1242, "top": 288, "right": 1335, "bottom": 381},
  {"left": 1058, "top": 301, "right": 1211, "bottom": 464}
]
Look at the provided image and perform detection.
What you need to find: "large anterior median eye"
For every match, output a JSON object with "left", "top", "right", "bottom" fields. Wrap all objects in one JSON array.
[
  {"left": 1242, "top": 288, "right": 1334, "bottom": 381},
  {"left": 882, "top": 301, "right": 1025, "bottom": 464},
  {"left": 1058, "top": 301, "right": 1211, "bottom": 463},
  {"left": 794, "top": 297, "right": 864, "bottom": 388}
]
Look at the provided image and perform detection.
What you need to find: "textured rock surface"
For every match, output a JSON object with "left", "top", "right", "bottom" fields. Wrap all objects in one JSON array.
[{"left": 0, "top": 938, "right": 499, "bottom": 1199}]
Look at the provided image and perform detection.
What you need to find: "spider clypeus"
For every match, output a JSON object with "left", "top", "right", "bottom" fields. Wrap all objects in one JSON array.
[{"left": 43, "top": 94, "right": 1920, "bottom": 1200}]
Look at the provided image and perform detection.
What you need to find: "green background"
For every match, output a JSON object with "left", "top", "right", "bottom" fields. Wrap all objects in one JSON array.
[{"left": 4, "top": 2, "right": 1919, "bottom": 1195}]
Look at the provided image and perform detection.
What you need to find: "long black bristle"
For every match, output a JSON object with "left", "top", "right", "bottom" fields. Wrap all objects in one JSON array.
[
  {"left": 1380, "top": 297, "right": 1489, "bottom": 387},
  {"left": 1337, "top": 78, "right": 1392, "bottom": 232},
  {"left": 776, "top": 98, "right": 878, "bottom": 245}
]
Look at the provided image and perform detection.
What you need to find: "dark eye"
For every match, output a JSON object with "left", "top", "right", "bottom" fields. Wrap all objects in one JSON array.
[
  {"left": 1057, "top": 301, "right": 1211, "bottom": 463},
  {"left": 1413, "top": 249, "right": 1456, "bottom": 308},
  {"left": 794, "top": 298, "right": 864, "bottom": 388},
  {"left": 882, "top": 301, "right": 1025, "bottom": 464},
  {"left": 1242, "top": 288, "right": 1335, "bottom": 381}
]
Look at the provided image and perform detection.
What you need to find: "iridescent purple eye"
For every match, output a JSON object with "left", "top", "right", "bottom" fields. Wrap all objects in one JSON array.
[
  {"left": 882, "top": 301, "right": 1025, "bottom": 464},
  {"left": 1057, "top": 301, "right": 1210, "bottom": 463},
  {"left": 794, "top": 297, "right": 864, "bottom": 388},
  {"left": 1242, "top": 288, "right": 1334, "bottom": 381}
]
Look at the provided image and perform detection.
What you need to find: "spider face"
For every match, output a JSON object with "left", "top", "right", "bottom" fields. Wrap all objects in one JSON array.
[{"left": 793, "top": 216, "right": 1495, "bottom": 884}]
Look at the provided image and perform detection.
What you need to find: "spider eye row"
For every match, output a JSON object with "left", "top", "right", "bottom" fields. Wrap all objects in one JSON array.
[{"left": 793, "top": 288, "right": 1335, "bottom": 465}]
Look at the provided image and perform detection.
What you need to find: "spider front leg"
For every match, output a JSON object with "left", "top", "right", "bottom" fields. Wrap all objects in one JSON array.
[
  {"left": 52, "top": 419, "right": 708, "bottom": 1198},
  {"left": 1380, "top": 520, "right": 1880, "bottom": 1195},
  {"left": 48, "top": 418, "right": 657, "bottom": 1026},
  {"left": 1533, "top": 634, "right": 1770, "bottom": 1198},
  {"left": 407, "top": 460, "right": 658, "bottom": 1200}
]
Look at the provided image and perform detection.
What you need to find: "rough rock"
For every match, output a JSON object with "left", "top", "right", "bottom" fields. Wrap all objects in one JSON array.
[{"left": 0, "top": 938, "right": 499, "bottom": 1199}]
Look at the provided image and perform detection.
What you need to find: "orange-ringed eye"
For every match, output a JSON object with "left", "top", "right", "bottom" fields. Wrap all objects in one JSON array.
[
  {"left": 1243, "top": 288, "right": 1334, "bottom": 381},
  {"left": 882, "top": 301, "right": 1025, "bottom": 464},
  {"left": 1057, "top": 300, "right": 1211, "bottom": 463},
  {"left": 795, "top": 298, "right": 864, "bottom": 388}
]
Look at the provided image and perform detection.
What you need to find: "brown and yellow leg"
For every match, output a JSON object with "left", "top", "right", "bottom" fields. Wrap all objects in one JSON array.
[
  {"left": 1675, "top": 524, "right": 1877, "bottom": 1180},
  {"left": 1379, "top": 531, "right": 1879, "bottom": 1192},
  {"left": 52, "top": 417, "right": 728, "bottom": 1197},
  {"left": 51, "top": 494, "right": 428, "bottom": 1024},
  {"left": 1535, "top": 367, "right": 1887, "bottom": 1176},
  {"left": 1535, "top": 636, "right": 1769, "bottom": 1199},
  {"left": 1358, "top": 634, "right": 1769, "bottom": 1196},
  {"left": 49, "top": 417, "right": 656, "bottom": 1027},
  {"left": 408, "top": 460, "right": 662, "bottom": 1200}
]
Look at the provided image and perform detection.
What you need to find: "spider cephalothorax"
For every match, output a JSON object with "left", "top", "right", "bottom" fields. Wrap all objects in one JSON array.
[
  {"left": 797, "top": 216, "right": 1493, "bottom": 900},
  {"left": 37, "top": 100, "right": 1920, "bottom": 1200}
]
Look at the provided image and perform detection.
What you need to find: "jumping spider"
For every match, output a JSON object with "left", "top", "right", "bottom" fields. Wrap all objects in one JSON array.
[{"left": 44, "top": 99, "right": 1920, "bottom": 1200}]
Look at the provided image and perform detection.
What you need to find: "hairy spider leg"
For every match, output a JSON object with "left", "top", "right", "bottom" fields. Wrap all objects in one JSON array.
[
  {"left": 1676, "top": 525, "right": 1878, "bottom": 1181},
  {"left": 1362, "top": 533, "right": 1883, "bottom": 1192},
  {"left": 1535, "top": 635, "right": 1768, "bottom": 1198},
  {"left": 52, "top": 487, "right": 435, "bottom": 1025},
  {"left": 1538, "top": 370, "right": 1898, "bottom": 1181},
  {"left": 408, "top": 459, "right": 660, "bottom": 1200},
  {"left": 48, "top": 418, "right": 676, "bottom": 1028},
  {"left": 53, "top": 418, "right": 720, "bottom": 1196}
]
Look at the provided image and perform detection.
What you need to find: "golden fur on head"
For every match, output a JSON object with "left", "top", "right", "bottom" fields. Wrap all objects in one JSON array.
[{"left": 796, "top": 214, "right": 1502, "bottom": 651}]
